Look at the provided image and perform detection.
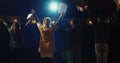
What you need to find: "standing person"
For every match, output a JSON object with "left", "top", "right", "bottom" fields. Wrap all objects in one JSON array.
[
  {"left": 60, "top": 19, "right": 81, "bottom": 63},
  {"left": 94, "top": 15, "right": 110, "bottom": 63},
  {"left": 0, "top": 17, "right": 25, "bottom": 63},
  {"left": 0, "top": 18, "right": 10, "bottom": 63},
  {"left": 0, "top": 17, "right": 24, "bottom": 47},
  {"left": 111, "top": 4, "right": 120, "bottom": 26},
  {"left": 109, "top": 3, "right": 120, "bottom": 63},
  {"left": 27, "top": 9, "right": 65, "bottom": 63}
]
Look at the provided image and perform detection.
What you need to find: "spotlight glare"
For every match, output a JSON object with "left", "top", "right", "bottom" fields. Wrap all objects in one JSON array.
[{"left": 49, "top": 2, "right": 58, "bottom": 11}]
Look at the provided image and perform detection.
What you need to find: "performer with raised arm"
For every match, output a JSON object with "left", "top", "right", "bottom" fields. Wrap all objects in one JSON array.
[
  {"left": 0, "top": 17, "right": 29, "bottom": 63},
  {"left": 0, "top": 18, "right": 23, "bottom": 47},
  {"left": 27, "top": 9, "right": 65, "bottom": 63}
]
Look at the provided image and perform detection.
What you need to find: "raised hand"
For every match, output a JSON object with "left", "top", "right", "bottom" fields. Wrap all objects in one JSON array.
[
  {"left": 31, "top": 9, "right": 36, "bottom": 14},
  {"left": 0, "top": 18, "right": 7, "bottom": 26},
  {"left": 31, "top": 9, "right": 40, "bottom": 23},
  {"left": 25, "top": 9, "right": 36, "bottom": 27},
  {"left": 24, "top": 9, "right": 40, "bottom": 28},
  {"left": 27, "top": 9, "right": 35, "bottom": 20}
]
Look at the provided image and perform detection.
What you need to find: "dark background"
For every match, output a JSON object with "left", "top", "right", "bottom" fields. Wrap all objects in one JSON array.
[{"left": 0, "top": 0, "right": 119, "bottom": 63}]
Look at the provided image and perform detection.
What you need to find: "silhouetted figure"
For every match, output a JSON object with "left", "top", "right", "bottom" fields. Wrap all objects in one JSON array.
[
  {"left": 60, "top": 19, "right": 81, "bottom": 63},
  {"left": 109, "top": 4, "right": 120, "bottom": 63},
  {"left": 0, "top": 18, "right": 10, "bottom": 63},
  {"left": 0, "top": 17, "right": 25, "bottom": 63},
  {"left": 94, "top": 15, "right": 110, "bottom": 63},
  {"left": 27, "top": 9, "right": 64, "bottom": 63}
]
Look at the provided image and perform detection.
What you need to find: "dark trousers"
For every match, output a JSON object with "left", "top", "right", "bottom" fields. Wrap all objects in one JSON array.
[
  {"left": 71, "top": 45, "right": 81, "bottom": 63},
  {"left": 41, "top": 57, "right": 54, "bottom": 63},
  {"left": 9, "top": 47, "right": 24, "bottom": 63}
]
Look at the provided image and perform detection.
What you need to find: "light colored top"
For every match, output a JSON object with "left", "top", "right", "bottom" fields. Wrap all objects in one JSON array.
[{"left": 37, "top": 22, "right": 59, "bottom": 57}]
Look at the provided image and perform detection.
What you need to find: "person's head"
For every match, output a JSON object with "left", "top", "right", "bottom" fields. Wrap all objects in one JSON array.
[
  {"left": 43, "top": 17, "right": 51, "bottom": 27},
  {"left": 11, "top": 18, "right": 21, "bottom": 30}
]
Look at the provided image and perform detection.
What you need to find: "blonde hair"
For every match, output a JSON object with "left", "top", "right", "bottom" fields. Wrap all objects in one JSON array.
[{"left": 43, "top": 17, "right": 51, "bottom": 27}]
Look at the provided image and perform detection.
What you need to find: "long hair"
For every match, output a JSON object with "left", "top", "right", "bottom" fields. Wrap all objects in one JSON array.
[{"left": 43, "top": 17, "right": 51, "bottom": 27}]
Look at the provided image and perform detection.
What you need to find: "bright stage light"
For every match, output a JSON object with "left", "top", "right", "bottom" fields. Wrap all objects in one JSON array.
[{"left": 49, "top": 2, "right": 58, "bottom": 12}]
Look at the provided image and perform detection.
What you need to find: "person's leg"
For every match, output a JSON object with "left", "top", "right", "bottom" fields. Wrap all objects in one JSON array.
[
  {"left": 95, "top": 43, "right": 102, "bottom": 63},
  {"left": 77, "top": 46, "right": 81, "bottom": 63},
  {"left": 41, "top": 58, "right": 46, "bottom": 63},
  {"left": 47, "top": 58, "right": 54, "bottom": 63},
  {"left": 10, "top": 47, "right": 18, "bottom": 63},
  {"left": 41, "top": 57, "right": 54, "bottom": 63},
  {"left": 9, "top": 47, "right": 14, "bottom": 63},
  {"left": 71, "top": 45, "right": 81, "bottom": 63},
  {"left": 15, "top": 47, "right": 24, "bottom": 63},
  {"left": 95, "top": 43, "right": 108, "bottom": 63},
  {"left": 102, "top": 44, "right": 108, "bottom": 63},
  {"left": 95, "top": 51, "right": 102, "bottom": 63}
]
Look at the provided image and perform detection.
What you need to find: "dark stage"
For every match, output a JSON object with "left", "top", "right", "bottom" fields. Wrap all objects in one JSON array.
[{"left": 0, "top": 0, "right": 119, "bottom": 63}]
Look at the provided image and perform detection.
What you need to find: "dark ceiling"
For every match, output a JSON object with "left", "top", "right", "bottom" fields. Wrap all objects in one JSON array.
[{"left": 0, "top": 0, "right": 117, "bottom": 17}]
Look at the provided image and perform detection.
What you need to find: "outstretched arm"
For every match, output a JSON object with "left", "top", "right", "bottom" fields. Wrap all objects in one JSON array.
[
  {"left": 35, "top": 18, "right": 42, "bottom": 31},
  {"left": 0, "top": 18, "right": 10, "bottom": 31},
  {"left": 24, "top": 9, "right": 35, "bottom": 27},
  {"left": 24, "top": 9, "right": 42, "bottom": 30},
  {"left": 52, "top": 13, "right": 64, "bottom": 30},
  {"left": 32, "top": 10, "right": 42, "bottom": 30}
]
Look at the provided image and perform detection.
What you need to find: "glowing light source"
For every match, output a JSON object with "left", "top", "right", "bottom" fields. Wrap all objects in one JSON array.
[
  {"left": 49, "top": 2, "right": 58, "bottom": 12},
  {"left": 88, "top": 20, "right": 93, "bottom": 25},
  {"left": 86, "top": 18, "right": 93, "bottom": 25}
]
